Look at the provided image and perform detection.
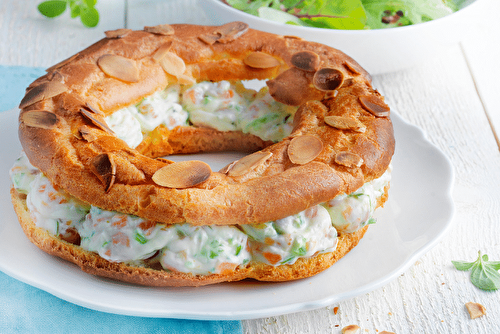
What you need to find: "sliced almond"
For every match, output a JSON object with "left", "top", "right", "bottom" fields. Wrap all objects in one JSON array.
[
  {"left": 359, "top": 95, "right": 390, "bottom": 117},
  {"left": 97, "top": 54, "right": 140, "bottom": 83},
  {"left": 92, "top": 153, "right": 116, "bottom": 193},
  {"left": 47, "top": 70, "right": 63, "bottom": 82},
  {"left": 176, "top": 74, "right": 196, "bottom": 85},
  {"left": 199, "top": 21, "right": 249, "bottom": 45},
  {"left": 343, "top": 61, "right": 362, "bottom": 75},
  {"left": 152, "top": 160, "right": 211, "bottom": 189},
  {"left": 341, "top": 324, "right": 360, "bottom": 334},
  {"left": 105, "top": 28, "right": 132, "bottom": 39},
  {"left": 19, "top": 81, "right": 68, "bottom": 109},
  {"left": 465, "top": 302, "right": 486, "bottom": 319},
  {"left": 324, "top": 115, "right": 366, "bottom": 133},
  {"left": 45, "top": 53, "right": 79, "bottom": 73},
  {"left": 20, "top": 110, "right": 59, "bottom": 129},
  {"left": 216, "top": 21, "right": 249, "bottom": 43},
  {"left": 335, "top": 152, "right": 363, "bottom": 168},
  {"left": 288, "top": 135, "right": 323, "bottom": 165},
  {"left": 144, "top": 24, "right": 174, "bottom": 36},
  {"left": 267, "top": 68, "right": 314, "bottom": 106},
  {"left": 152, "top": 41, "right": 174, "bottom": 62},
  {"left": 243, "top": 52, "right": 280, "bottom": 69},
  {"left": 324, "top": 90, "right": 339, "bottom": 100},
  {"left": 83, "top": 103, "right": 105, "bottom": 116},
  {"left": 227, "top": 151, "right": 272, "bottom": 177},
  {"left": 313, "top": 68, "right": 344, "bottom": 91},
  {"left": 80, "top": 108, "right": 114, "bottom": 134},
  {"left": 291, "top": 51, "right": 320, "bottom": 72},
  {"left": 78, "top": 126, "right": 98, "bottom": 142},
  {"left": 198, "top": 34, "right": 220, "bottom": 45},
  {"left": 159, "top": 52, "right": 186, "bottom": 77}
]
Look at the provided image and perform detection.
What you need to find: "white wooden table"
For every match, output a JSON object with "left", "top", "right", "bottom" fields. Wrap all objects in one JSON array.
[{"left": 1, "top": 0, "right": 500, "bottom": 332}]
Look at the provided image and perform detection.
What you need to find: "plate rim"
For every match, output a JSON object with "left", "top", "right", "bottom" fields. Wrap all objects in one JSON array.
[{"left": 0, "top": 108, "right": 455, "bottom": 320}]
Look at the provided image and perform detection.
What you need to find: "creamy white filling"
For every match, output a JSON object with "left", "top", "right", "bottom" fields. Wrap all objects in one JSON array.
[
  {"left": 241, "top": 205, "right": 337, "bottom": 266},
  {"left": 105, "top": 81, "right": 298, "bottom": 147},
  {"left": 11, "top": 149, "right": 390, "bottom": 274},
  {"left": 105, "top": 85, "right": 189, "bottom": 148}
]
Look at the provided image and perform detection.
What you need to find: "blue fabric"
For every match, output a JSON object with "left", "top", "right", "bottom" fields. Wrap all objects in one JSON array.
[
  {"left": 0, "top": 65, "right": 243, "bottom": 334},
  {"left": 0, "top": 65, "right": 46, "bottom": 112}
]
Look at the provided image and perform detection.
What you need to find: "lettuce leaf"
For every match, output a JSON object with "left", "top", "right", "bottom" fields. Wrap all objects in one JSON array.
[{"left": 222, "top": 0, "right": 460, "bottom": 30}]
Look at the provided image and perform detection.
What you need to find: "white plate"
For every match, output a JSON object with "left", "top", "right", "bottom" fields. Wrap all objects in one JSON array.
[{"left": 0, "top": 108, "right": 454, "bottom": 320}]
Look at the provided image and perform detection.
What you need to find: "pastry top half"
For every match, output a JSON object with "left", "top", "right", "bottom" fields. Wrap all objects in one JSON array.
[{"left": 18, "top": 22, "right": 394, "bottom": 227}]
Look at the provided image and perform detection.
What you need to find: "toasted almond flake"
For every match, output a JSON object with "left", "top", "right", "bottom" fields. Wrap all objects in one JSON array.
[
  {"left": 324, "top": 90, "right": 339, "bottom": 100},
  {"left": 227, "top": 151, "right": 272, "bottom": 177},
  {"left": 19, "top": 81, "right": 68, "bottom": 109},
  {"left": 152, "top": 160, "right": 211, "bottom": 189},
  {"left": 45, "top": 53, "right": 79, "bottom": 73},
  {"left": 341, "top": 324, "right": 360, "bottom": 334},
  {"left": 80, "top": 108, "right": 114, "bottom": 134},
  {"left": 335, "top": 152, "right": 363, "bottom": 168},
  {"left": 343, "top": 61, "right": 361, "bottom": 75},
  {"left": 144, "top": 24, "right": 174, "bottom": 35},
  {"left": 152, "top": 41, "right": 174, "bottom": 62},
  {"left": 243, "top": 52, "right": 280, "bottom": 69},
  {"left": 291, "top": 51, "right": 320, "bottom": 72},
  {"left": 324, "top": 115, "right": 366, "bottom": 133},
  {"left": 159, "top": 52, "right": 186, "bottom": 77},
  {"left": 97, "top": 54, "right": 140, "bottom": 83},
  {"left": 92, "top": 153, "right": 116, "bottom": 193},
  {"left": 216, "top": 21, "right": 249, "bottom": 43},
  {"left": 288, "top": 135, "right": 323, "bottom": 165},
  {"left": 219, "top": 161, "right": 237, "bottom": 174},
  {"left": 465, "top": 302, "right": 486, "bottom": 319},
  {"left": 266, "top": 68, "right": 312, "bottom": 106},
  {"left": 313, "top": 68, "right": 344, "bottom": 91},
  {"left": 83, "top": 103, "right": 105, "bottom": 116},
  {"left": 47, "top": 70, "right": 63, "bottom": 82},
  {"left": 284, "top": 35, "right": 302, "bottom": 40},
  {"left": 176, "top": 74, "right": 196, "bottom": 85},
  {"left": 20, "top": 110, "right": 59, "bottom": 129},
  {"left": 78, "top": 126, "right": 98, "bottom": 142},
  {"left": 359, "top": 95, "right": 390, "bottom": 117},
  {"left": 105, "top": 28, "right": 132, "bottom": 39},
  {"left": 198, "top": 33, "right": 220, "bottom": 45}
]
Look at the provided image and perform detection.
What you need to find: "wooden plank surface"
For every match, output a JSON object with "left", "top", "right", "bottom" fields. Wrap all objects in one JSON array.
[
  {"left": 0, "top": 0, "right": 125, "bottom": 67},
  {"left": 2, "top": 0, "right": 500, "bottom": 332}
]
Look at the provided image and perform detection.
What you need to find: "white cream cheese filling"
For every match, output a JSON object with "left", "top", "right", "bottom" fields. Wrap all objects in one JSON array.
[{"left": 105, "top": 80, "right": 298, "bottom": 148}]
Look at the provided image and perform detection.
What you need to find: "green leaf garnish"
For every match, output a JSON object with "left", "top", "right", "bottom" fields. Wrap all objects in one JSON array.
[
  {"left": 38, "top": 1, "right": 67, "bottom": 18},
  {"left": 452, "top": 251, "right": 500, "bottom": 291},
  {"left": 37, "top": 0, "right": 99, "bottom": 28},
  {"left": 134, "top": 231, "right": 148, "bottom": 244}
]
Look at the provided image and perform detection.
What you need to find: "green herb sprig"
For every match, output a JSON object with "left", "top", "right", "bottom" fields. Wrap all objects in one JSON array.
[
  {"left": 452, "top": 251, "right": 500, "bottom": 291},
  {"left": 37, "top": 0, "right": 99, "bottom": 28}
]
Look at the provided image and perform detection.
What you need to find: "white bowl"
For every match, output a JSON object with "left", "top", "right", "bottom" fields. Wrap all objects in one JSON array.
[{"left": 200, "top": 0, "right": 485, "bottom": 74}]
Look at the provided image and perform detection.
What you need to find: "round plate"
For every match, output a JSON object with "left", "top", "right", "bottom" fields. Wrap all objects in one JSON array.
[{"left": 0, "top": 108, "right": 454, "bottom": 320}]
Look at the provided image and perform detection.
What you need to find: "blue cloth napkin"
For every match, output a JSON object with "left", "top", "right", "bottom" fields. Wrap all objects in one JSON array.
[{"left": 0, "top": 65, "right": 243, "bottom": 334}]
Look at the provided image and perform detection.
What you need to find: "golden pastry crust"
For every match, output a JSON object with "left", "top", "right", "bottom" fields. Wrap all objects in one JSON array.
[{"left": 18, "top": 23, "right": 394, "bottom": 227}]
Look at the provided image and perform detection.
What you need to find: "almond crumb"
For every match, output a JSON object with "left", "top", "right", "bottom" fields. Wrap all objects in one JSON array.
[
  {"left": 465, "top": 302, "right": 486, "bottom": 319},
  {"left": 342, "top": 324, "right": 360, "bottom": 334},
  {"left": 333, "top": 306, "right": 339, "bottom": 315}
]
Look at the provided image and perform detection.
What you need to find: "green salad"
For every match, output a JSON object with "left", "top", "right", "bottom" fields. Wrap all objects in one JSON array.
[{"left": 222, "top": 0, "right": 467, "bottom": 30}]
